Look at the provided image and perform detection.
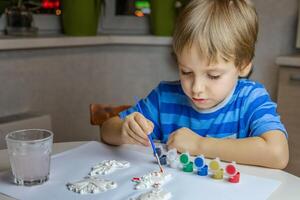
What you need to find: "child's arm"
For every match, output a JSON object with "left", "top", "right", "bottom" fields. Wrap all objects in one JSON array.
[
  {"left": 100, "top": 113, "right": 153, "bottom": 146},
  {"left": 167, "top": 128, "right": 289, "bottom": 169}
]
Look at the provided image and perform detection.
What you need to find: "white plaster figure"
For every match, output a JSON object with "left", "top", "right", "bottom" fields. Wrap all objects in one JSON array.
[
  {"left": 132, "top": 171, "right": 172, "bottom": 190},
  {"left": 130, "top": 183, "right": 172, "bottom": 200},
  {"left": 66, "top": 177, "right": 117, "bottom": 194},
  {"left": 89, "top": 160, "right": 130, "bottom": 176},
  {"left": 130, "top": 189, "right": 172, "bottom": 200}
]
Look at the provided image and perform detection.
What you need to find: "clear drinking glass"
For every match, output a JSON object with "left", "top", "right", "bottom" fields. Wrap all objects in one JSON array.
[{"left": 5, "top": 129, "right": 53, "bottom": 186}]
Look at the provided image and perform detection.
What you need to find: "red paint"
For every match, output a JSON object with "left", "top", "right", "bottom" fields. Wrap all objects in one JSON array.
[
  {"left": 131, "top": 177, "right": 141, "bottom": 182},
  {"left": 229, "top": 172, "right": 240, "bottom": 183},
  {"left": 226, "top": 164, "right": 237, "bottom": 175}
]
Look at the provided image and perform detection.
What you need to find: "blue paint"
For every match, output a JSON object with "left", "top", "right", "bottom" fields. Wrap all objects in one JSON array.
[
  {"left": 194, "top": 156, "right": 205, "bottom": 168},
  {"left": 197, "top": 165, "right": 208, "bottom": 176}
]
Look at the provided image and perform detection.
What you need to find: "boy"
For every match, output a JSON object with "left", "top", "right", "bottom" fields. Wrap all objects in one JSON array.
[{"left": 101, "top": 0, "right": 289, "bottom": 169}]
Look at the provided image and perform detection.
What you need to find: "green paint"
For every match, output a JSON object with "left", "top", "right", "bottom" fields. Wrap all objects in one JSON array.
[
  {"left": 183, "top": 161, "right": 193, "bottom": 172},
  {"left": 180, "top": 153, "right": 189, "bottom": 165}
]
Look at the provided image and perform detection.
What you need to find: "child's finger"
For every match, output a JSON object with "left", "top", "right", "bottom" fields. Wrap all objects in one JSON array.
[
  {"left": 125, "top": 124, "right": 149, "bottom": 146},
  {"left": 134, "top": 113, "right": 153, "bottom": 135},
  {"left": 127, "top": 121, "right": 149, "bottom": 146},
  {"left": 146, "top": 120, "right": 154, "bottom": 134},
  {"left": 128, "top": 119, "right": 149, "bottom": 141},
  {"left": 126, "top": 136, "right": 136, "bottom": 144}
]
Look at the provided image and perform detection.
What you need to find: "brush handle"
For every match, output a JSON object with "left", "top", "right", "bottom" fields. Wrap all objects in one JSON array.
[
  {"left": 148, "top": 135, "right": 157, "bottom": 155},
  {"left": 134, "top": 96, "right": 157, "bottom": 155}
]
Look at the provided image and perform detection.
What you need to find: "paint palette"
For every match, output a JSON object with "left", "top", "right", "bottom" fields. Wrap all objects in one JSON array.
[{"left": 175, "top": 151, "right": 240, "bottom": 183}]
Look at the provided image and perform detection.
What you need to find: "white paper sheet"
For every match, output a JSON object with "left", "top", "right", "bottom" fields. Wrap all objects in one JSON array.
[{"left": 0, "top": 141, "right": 281, "bottom": 200}]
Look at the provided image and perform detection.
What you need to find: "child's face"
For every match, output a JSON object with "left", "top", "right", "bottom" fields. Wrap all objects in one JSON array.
[{"left": 177, "top": 45, "right": 247, "bottom": 110}]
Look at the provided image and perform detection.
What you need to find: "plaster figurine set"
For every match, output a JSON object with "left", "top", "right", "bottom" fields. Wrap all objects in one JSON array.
[
  {"left": 131, "top": 171, "right": 172, "bottom": 190},
  {"left": 66, "top": 177, "right": 117, "bottom": 194},
  {"left": 66, "top": 160, "right": 129, "bottom": 194},
  {"left": 130, "top": 165, "right": 172, "bottom": 200},
  {"left": 89, "top": 160, "right": 130, "bottom": 176},
  {"left": 66, "top": 159, "right": 173, "bottom": 199},
  {"left": 130, "top": 184, "right": 172, "bottom": 200}
]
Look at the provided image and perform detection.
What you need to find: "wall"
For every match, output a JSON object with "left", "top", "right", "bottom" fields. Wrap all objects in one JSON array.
[
  {"left": 0, "top": 0, "right": 299, "bottom": 143},
  {"left": 0, "top": 45, "right": 178, "bottom": 142},
  {"left": 252, "top": 0, "right": 300, "bottom": 98}
]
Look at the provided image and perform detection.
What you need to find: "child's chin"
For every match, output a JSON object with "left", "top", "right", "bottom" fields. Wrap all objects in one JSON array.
[{"left": 193, "top": 103, "right": 215, "bottom": 110}]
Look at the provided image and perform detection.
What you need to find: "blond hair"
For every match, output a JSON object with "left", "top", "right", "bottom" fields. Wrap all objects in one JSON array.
[{"left": 173, "top": 0, "right": 258, "bottom": 69}]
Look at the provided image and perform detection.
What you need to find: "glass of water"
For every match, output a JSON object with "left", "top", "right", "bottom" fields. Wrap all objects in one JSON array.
[{"left": 5, "top": 129, "right": 53, "bottom": 186}]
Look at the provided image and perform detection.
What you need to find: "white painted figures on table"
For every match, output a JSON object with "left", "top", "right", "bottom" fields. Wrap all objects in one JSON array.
[
  {"left": 66, "top": 177, "right": 117, "bottom": 194},
  {"left": 130, "top": 184, "right": 172, "bottom": 200},
  {"left": 130, "top": 169, "right": 172, "bottom": 200},
  {"left": 66, "top": 159, "right": 130, "bottom": 195},
  {"left": 131, "top": 171, "right": 172, "bottom": 190},
  {"left": 89, "top": 160, "right": 130, "bottom": 176}
]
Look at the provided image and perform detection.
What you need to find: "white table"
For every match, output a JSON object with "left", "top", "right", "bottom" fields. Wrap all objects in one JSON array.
[{"left": 0, "top": 141, "right": 300, "bottom": 200}]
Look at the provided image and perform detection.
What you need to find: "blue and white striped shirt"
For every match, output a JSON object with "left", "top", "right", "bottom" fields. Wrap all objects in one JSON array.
[{"left": 119, "top": 79, "right": 287, "bottom": 143}]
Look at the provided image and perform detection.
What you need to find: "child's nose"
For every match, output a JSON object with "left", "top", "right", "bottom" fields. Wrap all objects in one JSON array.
[{"left": 192, "top": 77, "right": 205, "bottom": 94}]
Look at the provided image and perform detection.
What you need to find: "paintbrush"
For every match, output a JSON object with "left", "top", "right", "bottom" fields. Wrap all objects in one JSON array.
[{"left": 134, "top": 96, "right": 164, "bottom": 173}]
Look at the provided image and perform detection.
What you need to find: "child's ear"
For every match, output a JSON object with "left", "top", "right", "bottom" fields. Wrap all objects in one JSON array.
[{"left": 238, "top": 62, "right": 252, "bottom": 77}]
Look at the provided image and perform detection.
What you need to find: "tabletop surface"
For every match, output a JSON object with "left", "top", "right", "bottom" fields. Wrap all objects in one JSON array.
[{"left": 0, "top": 141, "right": 299, "bottom": 200}]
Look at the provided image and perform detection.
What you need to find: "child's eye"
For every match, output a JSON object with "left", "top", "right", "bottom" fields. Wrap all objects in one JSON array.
[
  {"left": 181, "top": 70, "right": 192, "bottom": 75},
  {"left": 208, "top": 74, "right": 220, "bottom": 80}
]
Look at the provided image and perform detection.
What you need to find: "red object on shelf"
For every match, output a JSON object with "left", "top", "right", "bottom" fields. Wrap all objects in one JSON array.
[{"left": 42, "top": 0, "right": 60, "bottom": 9}]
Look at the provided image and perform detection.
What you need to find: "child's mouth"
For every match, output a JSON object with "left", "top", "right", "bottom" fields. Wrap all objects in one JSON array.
[{"left": 192, "top": 98, "right": 207, "bottom": 103}]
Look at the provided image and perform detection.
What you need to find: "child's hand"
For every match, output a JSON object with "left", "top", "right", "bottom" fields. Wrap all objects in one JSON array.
[
  {"left": 167, "top": 127, "right": 204, "bottom": 155},
  {"left": 121, "top": 112, "right": 154, "bottom": 146}
]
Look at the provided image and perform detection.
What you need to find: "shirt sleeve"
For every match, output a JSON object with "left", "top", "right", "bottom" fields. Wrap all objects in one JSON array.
[
  {"left": 119, "top": 84, "right": 162, "bottom": 140},
  {"left": 244, "top": 86, "right": 288, "bottom": 138}
]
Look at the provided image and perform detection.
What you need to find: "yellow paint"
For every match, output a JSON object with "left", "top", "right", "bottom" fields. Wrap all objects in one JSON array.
[
  {"left": 212, "top": 168, "right": 224, "bottom": 179},
  {"left": 209, "top": 160, "right": 220, "bottom": 171}
]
